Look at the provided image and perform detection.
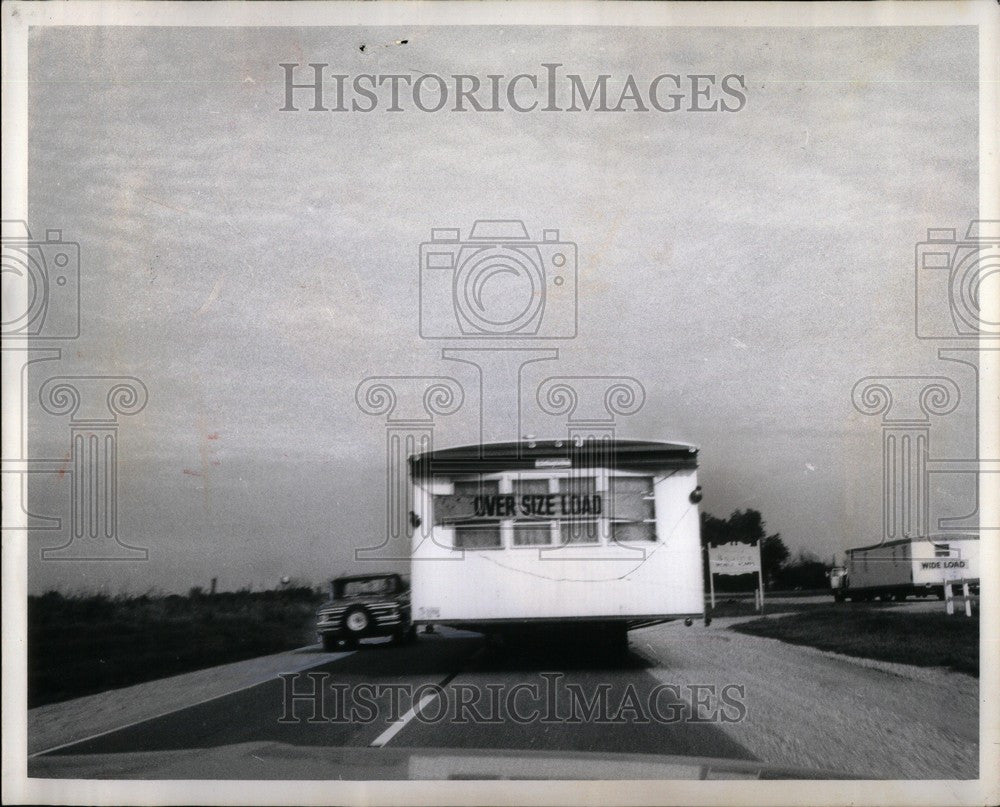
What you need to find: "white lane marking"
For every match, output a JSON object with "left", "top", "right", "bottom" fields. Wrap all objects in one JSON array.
[
  {"left": 369, "top": 692, "right": 440, "bottom": 748},
  {"left": 29, "top": 645, "right": 354, "bottom": 758},
  {"left": 369, "top": 645, "right": 486, "bottom": 749}
]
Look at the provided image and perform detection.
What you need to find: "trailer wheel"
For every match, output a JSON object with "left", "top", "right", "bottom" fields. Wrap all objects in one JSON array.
[{"left": 606, "top": 624, "right": 628, "bottom": 655}]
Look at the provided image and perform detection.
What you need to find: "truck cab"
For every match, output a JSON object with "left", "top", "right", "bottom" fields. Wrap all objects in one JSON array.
[
  {"left": 828, "top": 566, "right": 848, "bottom": 602},
  {"left": 316, "top": 573, "right": 414, "bottom": 650}
]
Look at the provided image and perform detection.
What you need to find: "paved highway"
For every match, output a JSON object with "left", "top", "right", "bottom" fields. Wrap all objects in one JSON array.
[
  {"left": 28, "top": 613, "right": 978, "bottom": 780},
  {"left": 35, "top": 629, "right": 752, "bottom": 762}
]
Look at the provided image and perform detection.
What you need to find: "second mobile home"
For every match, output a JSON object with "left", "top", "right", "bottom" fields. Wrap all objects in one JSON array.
[{"left": 837, "top": 534, "right": 980, "bottom": 601}]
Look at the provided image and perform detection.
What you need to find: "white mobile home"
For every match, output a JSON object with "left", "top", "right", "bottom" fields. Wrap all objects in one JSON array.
[
  {"left": 407, "top": 439, "right": 705, "bottom": 642},
  {"left": 838, "top": 534, "right": 980, "bottom": 601}
]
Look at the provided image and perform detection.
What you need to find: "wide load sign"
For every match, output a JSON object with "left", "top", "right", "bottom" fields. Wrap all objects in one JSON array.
[{"left": 919, "top": 558, "right": 970, "bottom": 579}]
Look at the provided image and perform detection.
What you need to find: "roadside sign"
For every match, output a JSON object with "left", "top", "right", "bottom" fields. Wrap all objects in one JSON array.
[
  {"left": 708, "top": 541, "right": 760, "bottom": 575},
  {"left": 706, "top": 541, "right": 764, "bottom": 612}
]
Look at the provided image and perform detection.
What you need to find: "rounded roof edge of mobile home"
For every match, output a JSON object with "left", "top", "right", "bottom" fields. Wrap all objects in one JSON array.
[
  {"left": 846, "top": 533, "right": 980, "bottom": 553},
  {"left": 408, "top": 439, "right": 699, "bottom": 475}
]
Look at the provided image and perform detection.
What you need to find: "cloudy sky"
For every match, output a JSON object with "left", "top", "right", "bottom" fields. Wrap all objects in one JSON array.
[{"left": 24, "top": 23, "right": 978, "bottom": 594}]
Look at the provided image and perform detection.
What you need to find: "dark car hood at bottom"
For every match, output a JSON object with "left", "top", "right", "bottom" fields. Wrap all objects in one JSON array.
[{"left": 29, "top": 741, "right": 866, "bottom": 780}]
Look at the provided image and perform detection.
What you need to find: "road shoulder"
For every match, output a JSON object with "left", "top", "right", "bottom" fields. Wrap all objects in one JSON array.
[
  {"left": 635, "top": 618, "right": 978, "bottom": 779},
  {"left": 28, "top": 643, "right": 348, "bottom": 756}
]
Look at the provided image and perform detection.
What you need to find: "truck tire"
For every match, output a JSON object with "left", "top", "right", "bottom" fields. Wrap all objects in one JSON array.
[{"left": 321, "top": 634, "right": 339, "bottom": 652}]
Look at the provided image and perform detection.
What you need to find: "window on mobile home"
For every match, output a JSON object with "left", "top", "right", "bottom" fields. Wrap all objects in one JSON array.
[
  {"left": 452, "top": 479, "right": 502, "bottom": 549},
  {"left": 609, "top": 476, "right": 656, "bottom": 542},
  {"left": 555, "top": 475, "right": 600, "bottom": 544},
  {"left": 512, "top": 477, "right": 553, "bottom": 546},
  {"left": 935, "top": 543, "right": 950, "bottom": 558}
]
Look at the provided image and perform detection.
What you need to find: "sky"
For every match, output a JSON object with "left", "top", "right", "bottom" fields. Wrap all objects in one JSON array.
[{"left": 22, "top": 24, "right": 979, "bottom": 594}]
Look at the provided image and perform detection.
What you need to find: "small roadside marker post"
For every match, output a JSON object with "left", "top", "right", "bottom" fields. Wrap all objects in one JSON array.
[
  {"left": 944, "top": 579, "right": 973, "bottom": 617},
  {"left": 707, "top": 545, "right": 716, "bottom": 611},
  {"left": 756, "top": 540, "right": 765, "bottom": 614}
]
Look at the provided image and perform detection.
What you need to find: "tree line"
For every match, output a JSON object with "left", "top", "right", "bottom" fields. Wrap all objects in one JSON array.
[{"left": 701, "top": 509, "right": 831, "bottom": 592}]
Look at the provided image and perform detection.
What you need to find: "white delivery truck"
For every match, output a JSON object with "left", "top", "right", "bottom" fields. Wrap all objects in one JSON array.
[
  {"left": 834, "top": 534, "right": 980, "bottom": 602},
  {"left": 407, "top": 439, "right": 706, "bottom": 646}
]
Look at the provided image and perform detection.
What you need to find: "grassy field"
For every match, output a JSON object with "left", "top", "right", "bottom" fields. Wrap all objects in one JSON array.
[
  {"left": 730, "top": 606, "right": 979, "bottom": 677},
  {"left": 706, "top": 594, "right": 836, "bottom": 619},
  {"left": 29, "top": 588, "right": 323, "bottom": 708}
]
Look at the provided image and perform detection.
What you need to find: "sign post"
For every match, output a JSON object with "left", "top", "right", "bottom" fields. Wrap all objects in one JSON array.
[
  {"left": 707, "top": 541, "right": 764, "bottom": 613},
  {"left": 940, "top": 546, "right": 973, "bottom": 617},
  {"left": 707, "top": 545, "right": 716, "bottom": 610},
  {"left": 757, "top": 539, "right": 765, "bottom": 613}
]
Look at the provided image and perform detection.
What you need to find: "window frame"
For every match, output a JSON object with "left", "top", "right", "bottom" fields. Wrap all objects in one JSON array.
[
  {"left": 449, "top": 476, "right": 504, "bottom": 550},
  {"left": 441, "top": 469, "right": 661, "bottom": 550},
  {"left": 607, "top": 473, "right": 658, "bottom": 544},
  {"left": 510, "top": 475, "right": 559, "bottom": 548}
]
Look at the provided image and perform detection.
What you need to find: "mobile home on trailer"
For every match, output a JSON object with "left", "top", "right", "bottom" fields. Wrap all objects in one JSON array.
[
  {"left": 407, "top": 439, "right": 705, "bottom": 643},
  {"left": 834, "top": 534, "right": 980, "bottom": 602}
]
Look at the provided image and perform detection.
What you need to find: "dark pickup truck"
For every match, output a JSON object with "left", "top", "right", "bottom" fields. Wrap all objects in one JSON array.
[{"left": 316, "top": 573, "right": 415, "bottom": 650}]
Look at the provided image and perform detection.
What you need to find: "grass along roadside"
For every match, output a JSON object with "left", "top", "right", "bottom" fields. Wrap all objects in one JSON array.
[
  {"left": 706, "top": 597, "right": 838, "bottom": 619},
  {"left": 729, "top": 606, "right": 978, "bottom": 677},
  {"left": 29, "top": 588, "right": 323, "bottom": 707}
]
